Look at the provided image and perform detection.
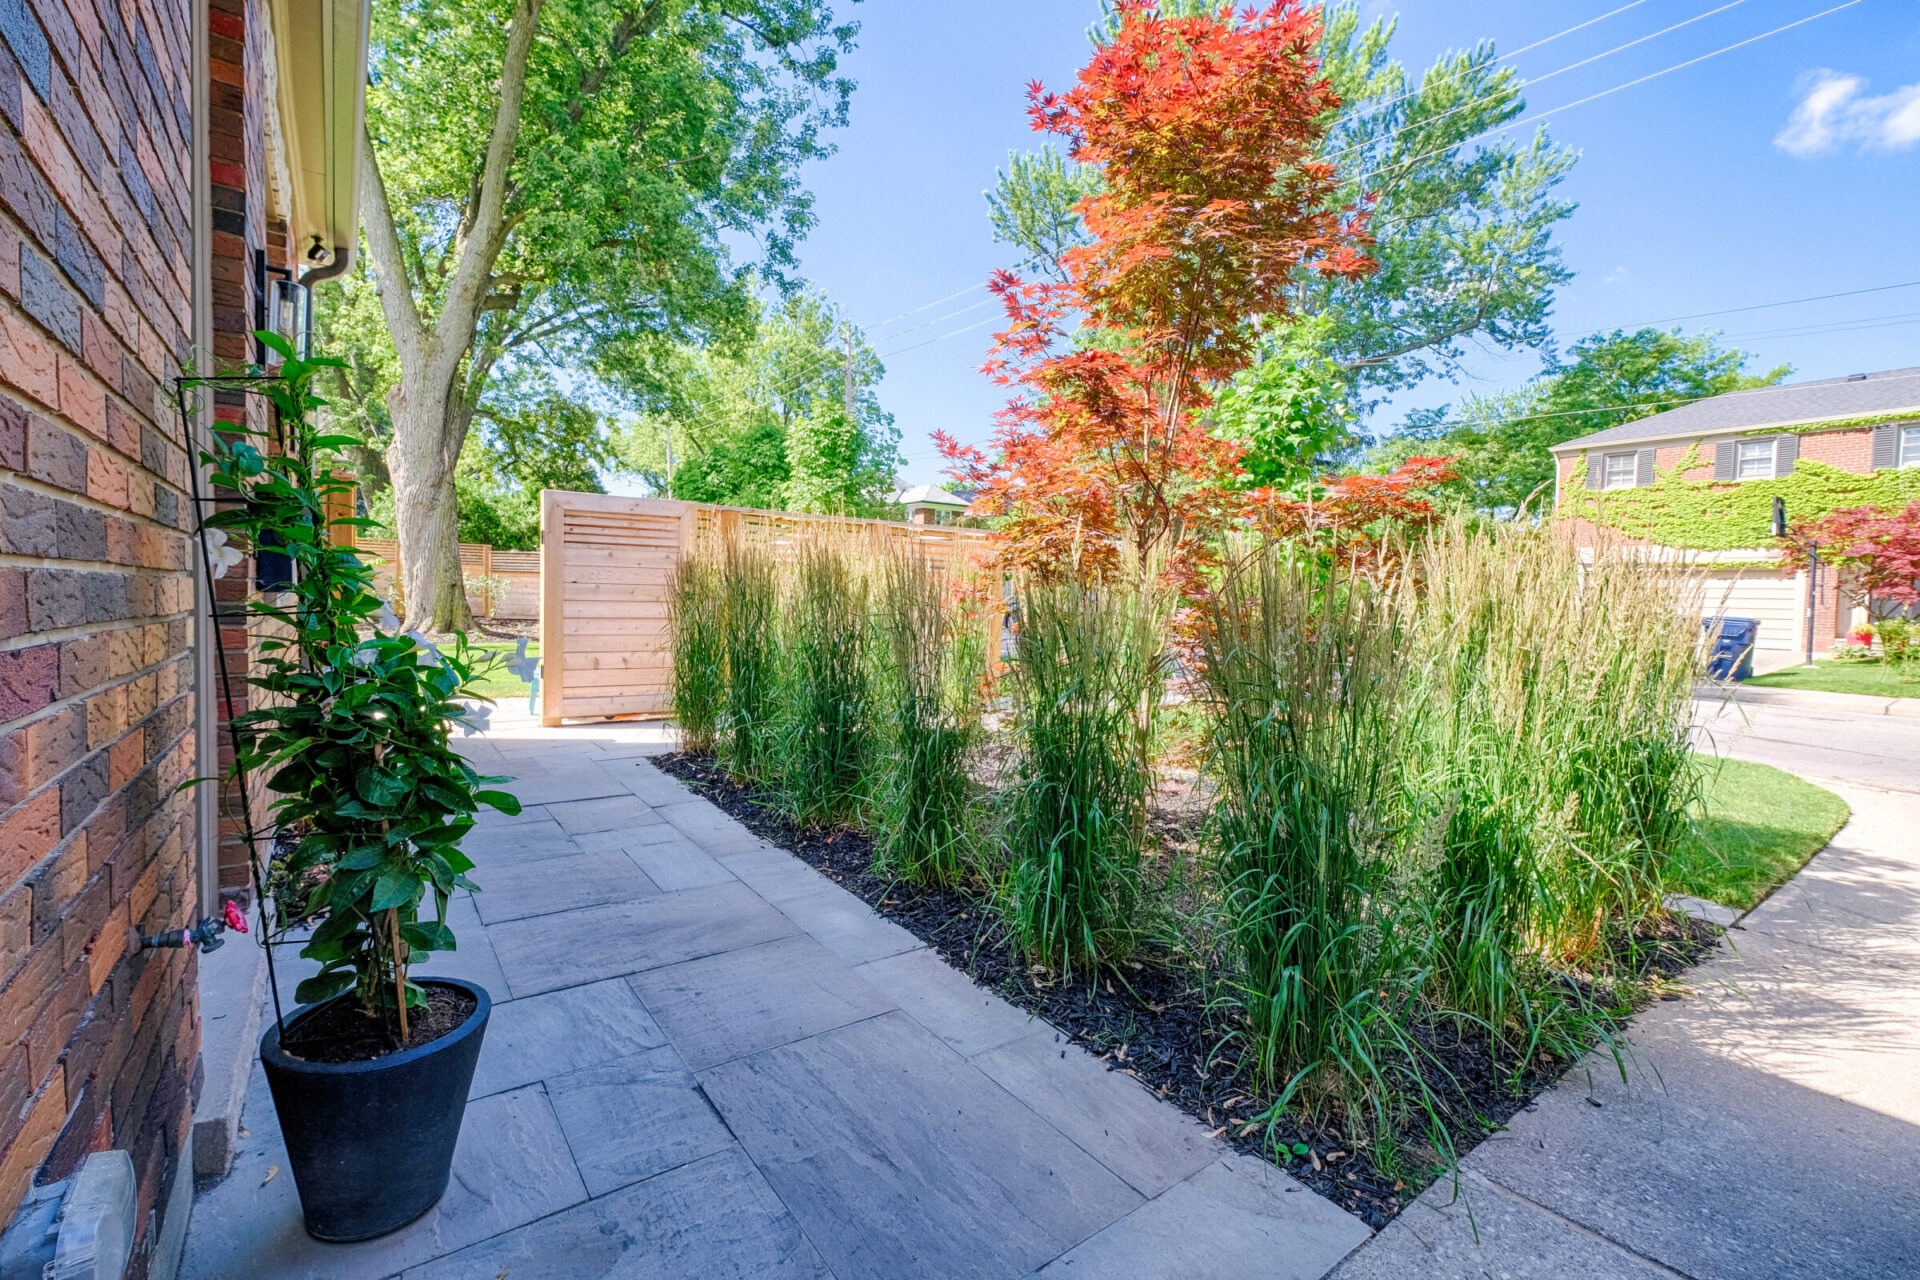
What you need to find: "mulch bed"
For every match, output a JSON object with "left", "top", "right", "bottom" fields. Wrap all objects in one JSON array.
[{"left": 655, "top": 751, "right": 1718, "bottom": 1227}]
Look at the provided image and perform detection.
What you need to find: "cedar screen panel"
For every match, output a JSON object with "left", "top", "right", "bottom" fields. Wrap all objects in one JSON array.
[
  {"left": 541, "top": 492, "right": 696, "bottom": 724},
  {"left": 539, "top": 492, "right": 995, "bottom": 725}
]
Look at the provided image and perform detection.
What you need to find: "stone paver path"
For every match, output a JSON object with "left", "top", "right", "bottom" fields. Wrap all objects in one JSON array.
[
  {"left": 1334, "top": 775, "right": 1920, "bottom": 1280},
  {"left": 181, "top": 711, "right": 1369, "bottom": 1280}
]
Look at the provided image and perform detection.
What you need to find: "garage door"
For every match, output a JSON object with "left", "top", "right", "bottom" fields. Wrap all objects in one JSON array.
[{"left": 1698, "top": 571, "right": 1803, "bottom": 653}]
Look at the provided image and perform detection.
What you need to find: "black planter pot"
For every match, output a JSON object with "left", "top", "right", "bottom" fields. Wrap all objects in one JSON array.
[{"left": 259, "top": 977, "right": 491, "bottom": 1241}]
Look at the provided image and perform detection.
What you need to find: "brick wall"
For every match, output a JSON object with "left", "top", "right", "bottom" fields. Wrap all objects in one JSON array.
[
  {"left": 0, "top": 0, "right": 203, "bottom": 1267},
  {"left": 206, "top": 0, "right": 284, "bottom": 892}
]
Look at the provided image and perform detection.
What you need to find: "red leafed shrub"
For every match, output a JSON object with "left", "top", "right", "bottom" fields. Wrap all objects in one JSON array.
[
  {"left": 1250, "top": 457, "right": 1458, "bottom": 582},
  {"left": 1779, "top": 500, "right": 1920, "bottom": 608},
  {"left": 939, "top": 0, "right": 1372, "bottom": 582}
]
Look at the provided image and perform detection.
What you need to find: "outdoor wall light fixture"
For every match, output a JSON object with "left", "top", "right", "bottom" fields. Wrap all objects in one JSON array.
[{"left": 255, "top": 250, "right": 313, "bottom": 369}]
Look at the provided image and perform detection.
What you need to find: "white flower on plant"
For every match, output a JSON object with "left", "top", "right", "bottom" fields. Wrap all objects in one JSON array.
[
  {"left": 405, "top": 630, "right": 443, "bottom": 668},
  {"left": 349, "top": 646, "right": 377, "bottom": 669},
  {"left": 450, "top": 700, "right": 492, "bottom": 736},
  {"left": 505, "top": 636, "right": 539, "bottom": 684},
  {"left": 202, "top": 528, "right": 245, "bottom": 580},
  {"left": 375, "top": 601, "right": 401, "bottom": 631}
]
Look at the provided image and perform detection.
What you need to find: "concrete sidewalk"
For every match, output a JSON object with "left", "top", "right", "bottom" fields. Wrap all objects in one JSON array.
[
  {"left": 180, "top": 711, "right": 1369, "bottom": 1280},
  {"left": 1332, "top": 779, "right": 1920, "bottom": 1280}
]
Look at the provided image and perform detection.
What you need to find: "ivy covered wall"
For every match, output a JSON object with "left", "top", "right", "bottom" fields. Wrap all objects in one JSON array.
[{"left": 1567, "top": 446, "right": 1920, "bottom": 551}]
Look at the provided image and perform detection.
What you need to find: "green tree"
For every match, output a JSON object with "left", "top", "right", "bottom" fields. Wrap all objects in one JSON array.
[
  {"left": 987, "top": 2, "right": 1577, "bottom": 475},
  {"left": 351, "top": 0, "right": 856, "bottom": 629},
  {"left": 456, "top": 389, "right": 613, "bottom": 548},
  {"left": 1370, "top": 328, "right": 1791, "bottom": 513},
  {"left": 614, "top": 291, "right": 899, "bottom": 512}
]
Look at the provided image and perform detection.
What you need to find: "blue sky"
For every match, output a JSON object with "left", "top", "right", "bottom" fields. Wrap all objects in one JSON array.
[{"left": 770, "top": 0, "right": 1919, "bottom": 489}]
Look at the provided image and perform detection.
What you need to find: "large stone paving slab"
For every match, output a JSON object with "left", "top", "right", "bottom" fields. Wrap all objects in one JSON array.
[
  {"left": 856, "top": 946, "right": 1039, "bottom": 1057},
  {"left": 181, "top": 1078, "right": 585, "bottom": 1280},
  {"left": 656, "top": 799, "right": 764, "bottom": 853},
  {"left": 629, "top": 934, "right": 896, "bottom": 1070},
  {"left": 488, "top": 880, "right": 798, "bottom": 996},
  {"left": 1040, "top": 1153, "right": 1370, "bottom": 1278},
  {"left": 1329, "top": 1171, "right": 1671, "bottom": 1280},
  {"left": 623, "top": 832, "right": 736, "bottom": 891},
  {"left": 547, "top": 793, "right": 668, "bottom": 835},
  {"left": 545, "top": 1045, "right": 735, "bottom": 1195},
  {"left": 772, "top": 880, "right": 924, "bottom": 964},
  {"left": 972, "top": 1027, "right": 1219, "bottom": 1198},
  {"left": 470, "top": 848, "right": 659, "bottom": 923},
  {"left": 698, "top": 1010, "right": 1142, "bottom": 1280},
  {"left": 401, "top": 1148, "right": 831, "bottom": 1280},
  {"left": 468, "top": 978, "right": 668, "bottom": 1098},
  {"left": 460, "top": 813, "right": 579, "bottom": 861}
]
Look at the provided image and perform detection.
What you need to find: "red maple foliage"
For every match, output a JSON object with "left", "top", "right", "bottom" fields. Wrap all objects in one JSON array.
[
  {"left": 938, "top": 0, "right": 1372, "bottom": 581},
  {"left": 1251, "top": 457, "right": 1458, "bottom": 582},
  {"left": 1780, "top": 500, "right": 1920, "bottom": 608}
]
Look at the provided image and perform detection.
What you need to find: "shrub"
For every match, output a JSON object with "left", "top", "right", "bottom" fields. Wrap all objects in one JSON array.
[
  {"left": 194, "top": 338, "right": 518, "bottom": 1034},
  {"left": 1198, "top": 549, "right": 1417, "bottom": 1117},
  {"left": 1004, "top": 570, "right": 1166, "bottom": 976},
  {"left": 716, "top": 539, "right": 781, "bottom": 782},
  {"left": 872, "top": 548, "right": 987, "bottom": 886},
  {"left": 1405, "top": 522, "right": 1702, "bottom": 1021},
  {"left": 774, "top": 537, "right": 874, "bottom": 826},
  {"left": 669, "top": 549, "right": 726, "bottom": 754}
]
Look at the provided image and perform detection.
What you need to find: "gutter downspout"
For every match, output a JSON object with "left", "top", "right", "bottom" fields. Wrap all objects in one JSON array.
[{"left": 190, "top": 0, "right": 218, "bottom": 919}]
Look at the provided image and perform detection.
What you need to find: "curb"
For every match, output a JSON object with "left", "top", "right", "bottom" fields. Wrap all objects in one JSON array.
[
  {"left": 191, "top": 927, "right": 268, "bottom": 1178},
  {"left": 1694, "top": 682, "right": 1920, "bottom": 718}
]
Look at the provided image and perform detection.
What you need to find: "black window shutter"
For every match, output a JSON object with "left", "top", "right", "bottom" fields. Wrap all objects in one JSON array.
[
  {"left": 1636, "top": 449, "right": 1656, "bottom": 487},
  {"left": 1774, "top": 434, "right": 1799, "bottom": 476},
  {"left": 1585, "top": 450, "right": 1603, "bottom": 490},
  {"left": 1714, "top": 439, "right": 1737, "bottom": 480},
  {"left": 1872, "top": 424, "right": 1899, "bottom": 469}
]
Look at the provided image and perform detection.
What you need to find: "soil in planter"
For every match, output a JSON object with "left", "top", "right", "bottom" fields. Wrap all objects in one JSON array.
[
  {"left": 655, "top": 750, "right": 1719, "bottom": 1228},
  {"left": 279, "top": 986, "right": 478, "bottom": 1065}
]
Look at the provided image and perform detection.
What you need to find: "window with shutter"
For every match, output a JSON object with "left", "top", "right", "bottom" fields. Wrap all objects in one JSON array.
[
  {"left": 1602, "top": 453, "right": 1639, "bottom": 490},
  {"left": 1714, "top": 440, "right": 1737, "bottom": 480},
  {"left": 1735, "top": 439, "right": 1775, "bottom": 480},
  {"left": 1636, "top": 449, "right": 1656, "bottom": 487},
  {"left": 1901, "top": 425, "right": 1920, "bottom": 468},
  {"left": 1774, "top": 434, "right": 1799, "bottom": 476},
  {"left": 1872, "top": 424, "right": 1899, "bottom": 469}
]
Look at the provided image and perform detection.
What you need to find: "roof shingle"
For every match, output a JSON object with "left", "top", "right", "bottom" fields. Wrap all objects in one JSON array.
[{"left": 1552, "top": 365, "right": 1920, "bottom": 452}]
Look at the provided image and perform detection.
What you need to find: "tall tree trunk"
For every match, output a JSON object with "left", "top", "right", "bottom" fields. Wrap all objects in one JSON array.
[
  {"left": 387, "top": 378, "right": 474, "bottom": 631},
  {"left": 355, "top": 0, "right": 544, "bottom": 631}
]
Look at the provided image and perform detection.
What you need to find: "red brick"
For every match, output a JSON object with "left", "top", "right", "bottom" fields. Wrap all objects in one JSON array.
[
  {"left": 0, "top": 1075, "right": 65, "bottom": 1214},
  {"left": 57, "top": 356, "right": 106, "bottom": 438},
  {"left": 0, "top": 645, "right": 57, "bottom": 723},
  {"left": 0, "top": 309, "right": 59, "bottom": 406}
]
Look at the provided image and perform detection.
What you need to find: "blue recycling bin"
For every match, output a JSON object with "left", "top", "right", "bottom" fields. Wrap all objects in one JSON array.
[{"left": 1703, "top": 616, "right": 1759, "bottom": 682}]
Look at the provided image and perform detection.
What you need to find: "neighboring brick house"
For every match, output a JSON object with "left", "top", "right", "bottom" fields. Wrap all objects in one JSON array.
[
  {"left": 1552, "top": 367, "right": 1920, "bottom": 656},
  {"left": 0, "top": 0, "right": 364, "bottom": 1270}
]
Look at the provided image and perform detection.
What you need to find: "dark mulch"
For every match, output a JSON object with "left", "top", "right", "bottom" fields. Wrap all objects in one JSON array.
[
  {"left": 655, "top": 751, "right": 1718, "bottom": 1227},
  {"left": 279, "top": 984, "right": 479, "bottom": 1064}
]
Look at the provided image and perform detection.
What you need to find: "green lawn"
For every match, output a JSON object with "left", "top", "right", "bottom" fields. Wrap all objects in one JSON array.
[
  {"left": 1666, "top": 757, "right": 1851, "bottom": 911},
  {"left": 1745, "top": 659, "right": 1917, "bottom": 699},
  {"left": 460, "top": 639, "right": 540, "bottom": 702}
]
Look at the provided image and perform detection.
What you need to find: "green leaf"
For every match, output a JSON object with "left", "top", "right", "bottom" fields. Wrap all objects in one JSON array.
[
  {"left": 294, "top": 970, "right": 354, "bottom": 1005},
  {"left": 370, "top": 868, "right": 423, "bottom": 912},
  {"left": 402, "top": 920, "right": 456, "bottom": 952},
  {"left": 474, "top": 789, "right": 522, "bottom": 816}
]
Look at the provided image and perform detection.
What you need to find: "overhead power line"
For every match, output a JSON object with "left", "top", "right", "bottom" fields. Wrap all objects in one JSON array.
[{"left": 1564, "top": 280, "right": 1920, "bottom": 339}]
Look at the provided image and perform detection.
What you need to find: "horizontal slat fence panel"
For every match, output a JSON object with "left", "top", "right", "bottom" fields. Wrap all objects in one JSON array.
[{"left": 540, "top": 492, "right": 994, "bottom": 724}]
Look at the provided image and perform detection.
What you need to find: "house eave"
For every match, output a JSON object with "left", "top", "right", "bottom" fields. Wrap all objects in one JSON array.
[
  {"left": 269, "top": 0, "right": 371, "bottom": 277},
  {"left": 1550, "top": 406, "right": 1920, "bottom": 456}
]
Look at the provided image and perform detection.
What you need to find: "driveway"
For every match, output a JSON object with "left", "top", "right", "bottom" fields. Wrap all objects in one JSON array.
[{"left": 1334, "top": 693, "right": 1920, "bottom": 1279}]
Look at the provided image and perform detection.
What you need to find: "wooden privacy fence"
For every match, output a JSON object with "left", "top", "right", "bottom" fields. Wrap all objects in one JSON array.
[
  {"left": 355, "top": 539, "right": 541, "bottom": 620},
  {"left": 540, "top": 491, "right": 995, "bottom": 725}
]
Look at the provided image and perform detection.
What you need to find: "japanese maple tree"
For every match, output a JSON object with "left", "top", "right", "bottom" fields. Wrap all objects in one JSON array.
[
  {"left": 939, "top": 0, "right": 1372, "bottom": 580},
  {"left": 1781, "top": 500, "right": 1920, "bottom": 609},
  {"left": 1250, "top": 456, "right": 1456, "bottom": 582}
]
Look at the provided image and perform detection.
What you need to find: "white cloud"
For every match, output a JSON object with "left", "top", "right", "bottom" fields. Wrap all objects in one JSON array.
[
  {"left": 1775, "top": 69, "right": 1920, "bottom": 157},
  {"left": 1603, "top": 265, "right": 1630, "bottom": 287}
]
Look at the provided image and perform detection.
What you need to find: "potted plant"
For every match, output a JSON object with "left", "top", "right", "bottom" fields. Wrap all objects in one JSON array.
[{"left": 193, "top": 336, "right": 519, "bottom": 1241}]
